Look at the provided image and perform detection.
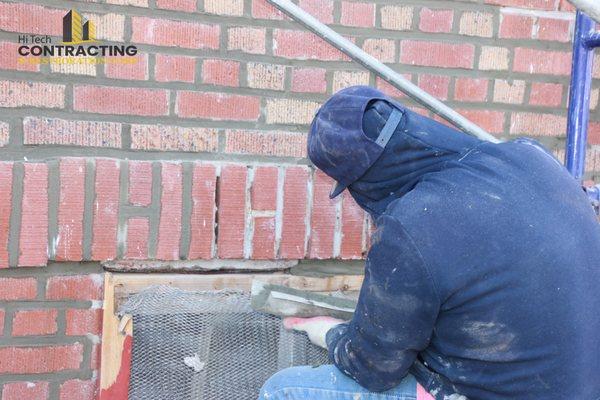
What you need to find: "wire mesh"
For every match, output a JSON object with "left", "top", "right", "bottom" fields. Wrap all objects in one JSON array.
[{"left": 119, "top": 285, "right": 329, "bottom": 400}]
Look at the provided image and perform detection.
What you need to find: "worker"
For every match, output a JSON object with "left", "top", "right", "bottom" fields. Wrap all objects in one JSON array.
[{"left": 258, "top": 86, "right": 600, "bottom": 400}]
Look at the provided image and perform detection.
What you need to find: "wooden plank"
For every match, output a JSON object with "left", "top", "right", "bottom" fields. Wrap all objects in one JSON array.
[{"left": 99, "top": 272, "right": 133, "bottom": 400}]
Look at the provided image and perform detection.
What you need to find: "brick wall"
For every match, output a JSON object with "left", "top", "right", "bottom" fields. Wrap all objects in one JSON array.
[{"left": 0, "top": 0, "right": 598, "bottom": 398}]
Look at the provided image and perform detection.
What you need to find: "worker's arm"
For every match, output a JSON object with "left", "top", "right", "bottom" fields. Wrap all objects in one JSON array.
[{"left": 326, "top": 214, "right": 441, "bottom": 392}]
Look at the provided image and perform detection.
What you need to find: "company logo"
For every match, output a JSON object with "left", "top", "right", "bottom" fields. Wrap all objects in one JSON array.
[
  {"left": 63, "top": 9, "right": 96, "bottom": 44},
  {"left": 17, "top": 9, "right": 138, "bottom": 67}
]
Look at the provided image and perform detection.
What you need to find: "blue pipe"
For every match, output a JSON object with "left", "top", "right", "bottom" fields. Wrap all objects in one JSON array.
[
  {"left": 584, "top": 32, "right": 600, "bottom": 49},
  {"left": 565, "top": 11, "right": 597, "bottom": 181}
]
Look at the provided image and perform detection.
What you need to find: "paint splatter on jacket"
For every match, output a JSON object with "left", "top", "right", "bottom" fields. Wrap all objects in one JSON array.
[{"left": 326, "top": 100, "right": 600, "bottom": 400}]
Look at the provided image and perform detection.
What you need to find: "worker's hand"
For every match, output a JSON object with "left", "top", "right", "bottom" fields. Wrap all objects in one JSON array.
[{"left": 283, "top": 316, "right": 345, "bottom": 349}]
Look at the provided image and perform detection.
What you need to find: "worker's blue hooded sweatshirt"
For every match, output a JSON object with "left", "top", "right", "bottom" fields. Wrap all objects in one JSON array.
[{"left": 325, "top": 101, "right": 600, "bottom": 400}]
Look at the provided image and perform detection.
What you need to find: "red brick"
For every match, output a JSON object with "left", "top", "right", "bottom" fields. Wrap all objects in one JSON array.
[
  {"left": 91, "top": 159, "right": 120, "bottom": 261},
  {"left": 228, "top": 27, "right": 266, "bottom": 54},
  {"left": 2, "top": 381, "right": 49, "bottom": 400},
  {"left": 459, "top": 12, "right": 493, "bottom": 37},
  {"left": 252, "top": 216, "right": 276, "bottom": 259},
  {"left": 202, "top": 59, "right": 240, "bottom": 87},
  {"left": 299, "top": 0, "right": 334, "bottom": 23},
  {"left": 252, "top": 167, "right": 278, "bottom": 211},
  {"left": 90, "top": 343, "right": 101, "bottom": 370},
  {"left": 513, "top": 48, "right": 572, "bottom": 76},
  {"left": 588, "top": 122, "right": 600, "bottom": 145},
  {"left": 217, "top": 165, "right": 247, "bottom": 258},
  {"left": 362, "top": 39, "right": 396, "bottom": 63},
  {"left": 419, "top": 8, "right": 453, "bottom": 33},
  {"left": 125, "top": 218, "right": 149, "bottom": 259},
  {"left": 559, "top": 0, "right": 576, "bottom": 11},
  {"left": 74, "top": 85, "right": 168, "bottom": 117},
  {"left": 247, "top": 63, "right": 285, "bottom": 91},
  {"left": 130, "top": 124, "right": 217, "bottom": 152},
  {"left": 59, "top": 379, "right": 97, "bottom": 400},
  {"left": 273, "top": 30, "right": 350, "bottom": 61},
  {"left": 131, "top": 17, "right": 219, "bottom": 49},
  {"left": 400, "top": 41, "right": 474, "bottom": 69},
  {"left": 291, "top": 68, "right": 327, "bottom": 93},
  {"left": 188, "top": 164, "right": 217, "bottom": 259},
  {"left": 0, "top": 3, "right": 63, "bottom": 35},
  {"left": 0, "top": 121, "right": 6, "bottom": 147},
  {"left": 309, "top": 170, "right": 336, "bottom": 259},
  {"left": 19, "top": 163, "right": 48, "bottom": 267},
  {"left": 280, "top": 167, "right": 308, "bottom": 259},
  {"left": 457, "top": 109, "right": 505, "bottom": 134},
  {"left": 156, "top": 163, "right": 182, "bottom": 261},
  {"left": 418, "top": 74, "right": 450, "bottom": 101},
  {"left": 493, "top": 79, "right": 526, "bottom": 104},
  {"left": 499, "top": 14, "right": 534, "bottom": 39},
  {"left": 0, "top": 162, "right": 12, "bottom": 268},
  {"left": 529, "top": 82, "right": 563, "bottom": 107},
  {"left": 340, "top": 2, "right": 374, "bottom": 27},
  {"left": 484, "top": 0, "right": 554, "bottom": 10},
  {"left": 340, "top": 192, "right": 364, "bottom": 259},
  {"left": 23, "top": 117, "right": 121, "bottom": 148},
  {"left": 0, "top": 42, "right": 39, "bottom": 72},
  {"left": 0, "top": 277, "right": 37, "bottom": 300},
  {"left": 104, "top": 54, "right": 148, "bottom": 81},
  {"left": 0, "top": 344, "right": 82, "bottom": 374},
  {"left": 56, "top": 159, "right": 85, "bottom": 262},
  {"left": 224, "top": 130, "right": 307, "bottom": 158},
  {"left": 12, "top": 309, "right": 57, "bottom": 336},
  {"left": 156, "top": 0, "right": 196, "bottom": 11},
  {"left": 538, "top": 17, "right": 571, "bottom": 42},
  {"left": 454, "top": 78, "right": 488, "bottom": 102},
  {"left": 205, "top": 0, "right": 243, "bottom": 15},
  {"left": 252, "top": 0, "right": 286, "bottom": 19},
  {"left": 65, "top": 309, "right": 102, "bottom": 336},
  {"left": 128, "top": 161, "right": 152, "bottom": 207},
  {"left": 510, "top": 112, "right": 567, "bottom": 136},
  {"left": 46, "top": 274, "right": 103, "bottom": 301},
  {"left": 155, "top": 54, "right": 196, "bottom": 83},
  {"left": 0, "top": 81, "right": 64, "bottom": 109},
  {"left": 177, "top": 91, "right": 260, "bottom": 121}
]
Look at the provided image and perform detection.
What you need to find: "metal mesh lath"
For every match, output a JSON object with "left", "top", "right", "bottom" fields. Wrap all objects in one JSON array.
[{"left": 119, "top": 285, "right": 329, "bottom": 400}]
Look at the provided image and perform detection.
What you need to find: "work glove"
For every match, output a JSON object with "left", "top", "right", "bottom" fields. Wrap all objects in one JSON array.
[{"left": 283, "top": 316, "right": 345, "bottom": 349}]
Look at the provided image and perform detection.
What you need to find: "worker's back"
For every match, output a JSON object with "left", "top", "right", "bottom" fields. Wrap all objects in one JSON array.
[{"left": 393, "top": 138, "right": 600, "bottom": 399}]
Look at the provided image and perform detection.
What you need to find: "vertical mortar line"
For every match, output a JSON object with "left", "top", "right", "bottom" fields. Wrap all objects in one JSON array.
[
  {"left": 217, "top": 128, "right": 226, "bottom": 153},
  {"left": 9, "top": 114, "right": 23, "bottom": 148},
  {"left": 55, "top": 306, "right": 66, "bottom": 337},
  {"left": 243, "top": 165, "right": 254, "bottom": 260},
  {"left": 243, "top": 0, "right": 251, "bottom": 17},
  {"left": 195, "top": 57, "right": 203, "bottom": 87},
  {"left": 219, "top": 20, "right": 228, "bottom": 59},
  {"left": 116, "top": 160, "right": 129, "bottom": 259},
  {"left": 49, "top": 381, "right": 60, "bottom": 400},
  {"left": 240, "top": 61, "right": 249, "bottom": 88},
  {"left": 179, "top": 162, "right": 193, "bottom": 259},
  {"left": 304, "top": 167, "right": 314, "bottom": 257},
  {"left": 122, "top": 124, "right": 132, "bottom": 151},
  {"left": 448, "top": 76, "right": 456, "bottom": 102},
  {"left": 148, "top": 161, "right": 162, "bottom": 259},
  {"left": 374, "top": 3, "right": 381, "bottom": 29},
  {"left": 148, "top": 52, "right": 156, "bottom": 82},
  {"left": 265, "top": 27, "right": 274, "bottom": 57},
  {"left": 168, "top": 90, "right": 176, "bottom": 117},
  {"left": 274, "top": 165, "right": 285, "bottom": 258},
  {"left": 82, "top": 159, "right": 95, "bottom": 261},
  {"left": 47, "top": 159, "right": 60, "bottom": 262},
  {"left": 284, "top": 65, "right": 292, "bottom": 92},
  {"left": 332, "top": 189, "right": 342, "bottom": 259},
  {"left": 7, "top": 162, "right": 23, "bottom": 267},
  {"left": 333, "top": 0, "right": 341, "bottom": 24}
]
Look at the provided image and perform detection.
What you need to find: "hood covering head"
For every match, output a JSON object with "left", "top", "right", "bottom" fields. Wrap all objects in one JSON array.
[{"left": 349, "top": 100, "right": 482, "bottom": 219}]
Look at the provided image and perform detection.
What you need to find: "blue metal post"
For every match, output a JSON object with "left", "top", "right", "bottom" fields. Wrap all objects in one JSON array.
[{"left": 565, "top": 11, "right": 599, "bottom": 181}]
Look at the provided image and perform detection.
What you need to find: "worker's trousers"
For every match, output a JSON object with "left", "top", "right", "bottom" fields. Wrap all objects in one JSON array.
[{"left": 258, "top": 364, "right": 436, "bottom": 400}]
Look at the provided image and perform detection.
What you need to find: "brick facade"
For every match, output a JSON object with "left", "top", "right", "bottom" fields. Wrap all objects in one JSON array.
[{"left": 0, "top": 0, "right": 598, "bottom": 398}]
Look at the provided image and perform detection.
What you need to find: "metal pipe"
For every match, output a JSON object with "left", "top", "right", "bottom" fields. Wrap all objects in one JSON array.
[
  {"left": 565, "top": 11, "right": 596, "bottom": 181},
  {"left": 267, "top": 0, "right": 500, "bottom": 144},
  {"left": 568, "top": 0, "right": 600, "bottom": 24}
]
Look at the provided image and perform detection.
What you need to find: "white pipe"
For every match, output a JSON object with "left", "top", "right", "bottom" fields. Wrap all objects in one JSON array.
[
  {"left": 267, "top": 0, "right": 500, "bottom": 143},
  {"left": 568, "top": 0, "right": 600, "bottom": 24}
]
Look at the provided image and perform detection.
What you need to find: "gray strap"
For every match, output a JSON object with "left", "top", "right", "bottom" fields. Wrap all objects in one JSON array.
[{"left": 375, "top": 108, "right": 403, "bottom": 148}]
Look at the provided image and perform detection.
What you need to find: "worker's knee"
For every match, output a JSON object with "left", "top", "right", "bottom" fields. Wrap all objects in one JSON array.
[{"left": 258, "top": 365, "right": 324, "bottom": 399}]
